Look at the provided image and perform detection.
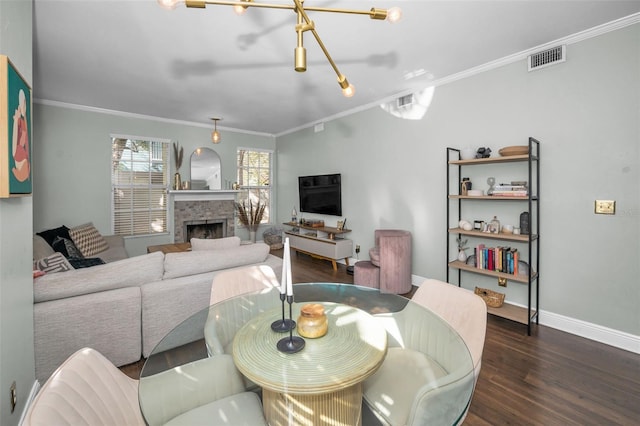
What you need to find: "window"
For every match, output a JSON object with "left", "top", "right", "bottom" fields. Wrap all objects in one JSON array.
[
  {"left": 111, "top": 136, "right": 170, "bottom": 236},
  {"left": 237, "top": 148, "right": 273, "bottom": 225}
]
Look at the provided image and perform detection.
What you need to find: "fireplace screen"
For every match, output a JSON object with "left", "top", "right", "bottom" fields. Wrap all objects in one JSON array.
[{"left": 184, "top": 220, "right": 226, "bottom": 242}]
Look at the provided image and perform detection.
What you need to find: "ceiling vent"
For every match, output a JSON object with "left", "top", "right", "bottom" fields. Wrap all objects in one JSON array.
[
  {"left": 528, "top": 45, "right": 566, "bottom": 71},
  {"left": 397, "top": 94, "right": 414, "bottom": 108}
]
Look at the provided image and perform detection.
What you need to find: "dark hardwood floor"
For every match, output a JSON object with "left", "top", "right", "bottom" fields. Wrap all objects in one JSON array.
[{"left": 122, "top": 249, "right": 640, "bottom": 425}]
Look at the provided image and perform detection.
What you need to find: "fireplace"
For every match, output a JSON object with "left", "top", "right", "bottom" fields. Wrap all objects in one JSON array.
[
  {"left": 170, "top": 190, "right": 238, "bottom": 243},
  {"left": 184, "top": 219, "right": 227, "bottom": 241}
]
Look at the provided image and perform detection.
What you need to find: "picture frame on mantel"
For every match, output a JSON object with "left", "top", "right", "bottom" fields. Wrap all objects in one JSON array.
[{"left": 1, "top": 55, "right": 32, "bottom": 198}]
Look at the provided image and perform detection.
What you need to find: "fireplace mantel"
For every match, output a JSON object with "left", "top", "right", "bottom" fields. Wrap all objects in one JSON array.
[
  {"left": 168, "top": 190, "right": 239, "bottom": 202},
  {"left": 169, "top": 190, "right": 239, "bottom": 243}
]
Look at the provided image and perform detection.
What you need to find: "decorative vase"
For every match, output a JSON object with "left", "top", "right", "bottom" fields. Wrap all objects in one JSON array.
[
  {"left": 249, "top": 230, "right": 257, "bottom": 243},
  {"left": 458, "top": 249, "right": 467, "bottom": 262},
  {"left": 297, "top": 303, "right": 328, "bottom": 338},
  {"left": 173, "top": 172, "right": 182, "bottom": 190}
]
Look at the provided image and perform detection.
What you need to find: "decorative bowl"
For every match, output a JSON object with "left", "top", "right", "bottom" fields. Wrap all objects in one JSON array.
[{"left": 498, "top": 145, "right": 528, "bottom": 156}]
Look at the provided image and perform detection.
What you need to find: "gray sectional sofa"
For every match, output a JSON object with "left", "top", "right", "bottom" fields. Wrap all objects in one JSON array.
[{"left": 33, "top": 237, "right": 282, "bottom": 383}]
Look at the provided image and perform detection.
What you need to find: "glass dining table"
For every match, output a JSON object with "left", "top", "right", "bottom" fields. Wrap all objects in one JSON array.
[{"left": 138, "top": 283, "right": 475, "bottom": 426}]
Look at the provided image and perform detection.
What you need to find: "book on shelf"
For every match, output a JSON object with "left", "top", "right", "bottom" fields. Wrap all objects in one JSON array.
[
  {"left": 492, "top": 183, "right": 528, "bottom": 197},
  {"left": 471, "top": 244, "right": 519, "bottom": 275}
]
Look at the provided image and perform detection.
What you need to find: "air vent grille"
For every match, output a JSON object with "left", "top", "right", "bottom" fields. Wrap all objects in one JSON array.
[
  {"left": 397, "top": 94, "right": 414, "bottom": 108},
  {"left": 529, "top": 45, "right": 566, "bottom": 71}
]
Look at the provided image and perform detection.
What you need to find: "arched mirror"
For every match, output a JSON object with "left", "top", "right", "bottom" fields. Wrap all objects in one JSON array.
[{"left": 190, "top": 147, "right": 221, "bottom": 190}]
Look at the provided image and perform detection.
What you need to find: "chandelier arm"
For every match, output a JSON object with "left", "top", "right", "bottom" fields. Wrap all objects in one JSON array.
[
  {"left": 292, "top": 0, "right": 342, "bottom": 78},
  {"left": 186, "top": 0, "right": 386, "bottom": 18}
]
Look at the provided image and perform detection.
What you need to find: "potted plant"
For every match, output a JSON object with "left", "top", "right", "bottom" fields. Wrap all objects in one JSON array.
[
  {"left": 456, "top": 235, "right": 468, "bottom": 262},
  {"left": 235, "top": 200, "right": 266, "bottom": 242}
]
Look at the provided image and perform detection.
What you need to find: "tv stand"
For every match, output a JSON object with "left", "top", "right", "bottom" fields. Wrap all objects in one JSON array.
[{"left": 282, "top": 222, "right": 353, "bottom": 271}]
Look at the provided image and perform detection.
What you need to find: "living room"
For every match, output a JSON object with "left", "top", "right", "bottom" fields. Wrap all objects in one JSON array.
[{"left": 1, "top": 1, "right": 639, "bottom": 425}]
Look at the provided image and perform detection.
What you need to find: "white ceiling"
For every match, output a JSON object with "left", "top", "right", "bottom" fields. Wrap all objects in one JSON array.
[{"left": 33, "top": 1, "right": 640, "bottom": 135}]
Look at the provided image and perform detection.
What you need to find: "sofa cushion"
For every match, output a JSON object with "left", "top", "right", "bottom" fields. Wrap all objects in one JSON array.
[
  {"left": 99, "top": 235, "right": 129, "bottom": 263},
  {"left": 36, "top": 225, "right": 72, "bottom": 247},
  {"left": 190, "top": 236, "right": 241, "bottom": 251},
  {"left": 163, "top": 243, "right": 270, "bottom": 279},
  {"left": 34, "top": 251, "right": 165, "bottom": 303},
  {"left": 34, "top": 287, "right": 142, "bottom": 383},
  {"left": 69, "top": 222, "right": 109, "bottom": 257},
  {"left": 34, "top": 252, "right": 74, "bottom": 274}
]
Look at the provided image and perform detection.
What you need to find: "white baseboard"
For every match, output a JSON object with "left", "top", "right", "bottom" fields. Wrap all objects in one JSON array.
[
  {"left": 18, "top": 380, "right": 40, "bottom": 425},
  {"left": 539, "top": 310, "right": 640, "bottom": 355},
  {"left": 412, "top": 277, "right": 640, "bottom": 355}
]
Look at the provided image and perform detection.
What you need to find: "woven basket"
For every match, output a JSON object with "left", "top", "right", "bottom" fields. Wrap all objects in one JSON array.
[{"left": 474, "top": 287, "right": 505, "bottom": 308}]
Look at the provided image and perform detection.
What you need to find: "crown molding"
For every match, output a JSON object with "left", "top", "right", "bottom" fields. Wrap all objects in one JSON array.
[
  {"left": 36, "top": 13, "right": 639, "bottom": 139},
  {"left": 34, "top": 99, "right": 275, "bottom": 138},
  {"left": 277, "top": 12, "right": 640, "bottom": 137}
]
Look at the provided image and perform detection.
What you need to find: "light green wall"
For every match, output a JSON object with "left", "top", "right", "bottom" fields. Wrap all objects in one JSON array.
[
  {"left": 0, "top": 1, "right": 35, "bottom": 425},
  {"left": 277, "top": 24, "right": 640, "bottom": 336},
  {"left": 33, "top": 105, "right": 276, "bottom": 256}
]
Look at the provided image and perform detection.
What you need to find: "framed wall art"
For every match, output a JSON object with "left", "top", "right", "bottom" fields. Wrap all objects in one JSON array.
[{"left": 1, "top": 55, "right": 32, "bottom": 198}]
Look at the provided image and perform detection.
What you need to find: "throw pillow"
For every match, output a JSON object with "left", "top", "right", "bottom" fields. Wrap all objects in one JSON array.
[
  {"left": 33, "top": 252, "right": 74, "bottom": 274},
  {"left": 69, "top": 222, "right": 109, "bottom": 257},
  {"left": 36, "top": 225, "right": 71, "bottom": 248},
  {"left": 51, "top": 236, "right": 85, "bottom": 259},
  {"left": 191, "top": 236, "right": 241, "bottom": 251}
]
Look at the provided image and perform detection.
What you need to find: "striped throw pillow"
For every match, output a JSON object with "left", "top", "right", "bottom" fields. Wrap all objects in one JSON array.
[
  {"left": 69, "top": 222, "right": 109, "bottom": 257},
  {"left": 34, "top": 252, "right": 74, "bottom": 273}
]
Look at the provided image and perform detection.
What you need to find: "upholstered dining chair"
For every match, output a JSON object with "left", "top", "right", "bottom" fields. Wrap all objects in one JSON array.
[
  {"left": 140, "top": 354, "right": 267, "bottom": 426},
  {"left": 363, "top": 279, "right": 487, "bottom": 426},
  {"left": 23, "top": 347, "right": 145, "bottom": 426},
  {"left": 205, "top": 265, "right": 281, "bottom": 357},
  {"left": 209, "top": 264, "right": 280, "bottom": 305},
  {"left": 411, "top": 279, "right": 488, "bottom": 383},
  {"left": 23, "top": 347, "right": 267, "bottom": 426}
]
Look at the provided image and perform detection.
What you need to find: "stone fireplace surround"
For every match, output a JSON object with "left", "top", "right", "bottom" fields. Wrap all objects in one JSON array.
[{"left": 169, "top": 190, "right": 238, "bottom": 243}]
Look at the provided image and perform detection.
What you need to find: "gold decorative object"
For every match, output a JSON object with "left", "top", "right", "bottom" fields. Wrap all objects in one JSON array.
[
  {"left": 157, "top": 0, "right": 402, "bottom": 97},
  {"left": 297, "top": 303, "right": 328, "bottom": 338},
  {"left": 172, "top": 142, "right": 184, "bottom": 190}
]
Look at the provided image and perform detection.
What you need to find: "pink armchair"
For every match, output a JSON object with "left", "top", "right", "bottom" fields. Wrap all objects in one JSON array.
[{"left": 354, "top": 229, "right": 412, "bottom": 294}]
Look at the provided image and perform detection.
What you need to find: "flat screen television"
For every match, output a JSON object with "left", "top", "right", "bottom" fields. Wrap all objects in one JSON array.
[{"left": 298, "top": 173, "right": 342, "bottom": 216}]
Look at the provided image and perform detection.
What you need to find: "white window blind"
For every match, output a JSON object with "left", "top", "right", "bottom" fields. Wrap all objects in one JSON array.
[
  {"left": 111, "top": 137, "right": 170, "bottom": 236},
  {"left": 237, "top": 148, "right": 273, "bottom": 225}
]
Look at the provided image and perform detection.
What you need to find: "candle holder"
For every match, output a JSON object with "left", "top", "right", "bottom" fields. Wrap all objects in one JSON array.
[
  {"left": 277, "top": 295, "right": 305, "bottom": 353},
  {"left": 271, "top": 293, "right": 296, "bottom": 333}
]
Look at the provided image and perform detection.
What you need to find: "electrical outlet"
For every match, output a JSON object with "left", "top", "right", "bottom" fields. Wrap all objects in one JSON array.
[
  {"left": 355, "top": 245, "right": 360, "bottom": 254},
  {"left": 595, "top": 200, "right": 615, "bottom": 215}
]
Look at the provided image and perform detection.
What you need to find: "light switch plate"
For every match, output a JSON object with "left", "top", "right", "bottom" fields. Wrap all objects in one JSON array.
[{"left": 595, "top": 200, "right": 615, "bottom": 215}]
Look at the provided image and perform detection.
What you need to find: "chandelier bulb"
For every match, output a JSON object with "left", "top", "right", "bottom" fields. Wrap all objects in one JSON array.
[
  {"left": 157, "top": 0, "right": 180, "bottom": 10},
  {"left": 386, "top": 7, "right": 402, "bottom": 23},
  {"left": 233, "top": 0, "right": 252, "bottom": 15},
  {"left": 342, "top": 83, "right": 356, "bottom": 98}
]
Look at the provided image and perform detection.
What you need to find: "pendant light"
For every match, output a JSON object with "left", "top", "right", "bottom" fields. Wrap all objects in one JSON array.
[{"left": 211, "top": 117, "right": 222, "bottom": 144}]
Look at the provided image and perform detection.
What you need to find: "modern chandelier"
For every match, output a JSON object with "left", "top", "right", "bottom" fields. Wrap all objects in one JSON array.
[{"left": 157, "top": 0, "right": 402, "bottom": 97}]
